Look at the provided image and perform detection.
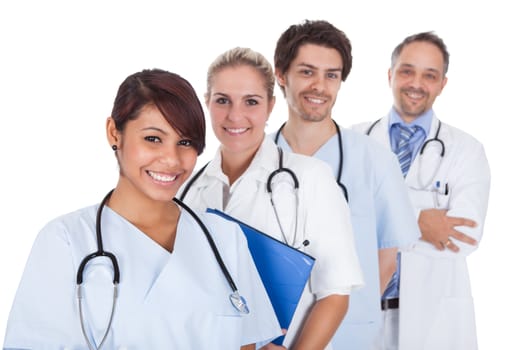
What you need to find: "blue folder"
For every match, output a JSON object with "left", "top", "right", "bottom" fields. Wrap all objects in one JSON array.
[{"left": 207, "top": 208, "right": 315, "bottom": 345}]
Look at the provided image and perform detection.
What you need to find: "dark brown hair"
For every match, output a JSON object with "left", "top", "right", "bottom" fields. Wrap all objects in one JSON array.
[
  {"left": 111, "top": 69, "right": 206, "bottom": 154},
  {"left": 274, "top": 20, "right": 353, "bottom": 82}
]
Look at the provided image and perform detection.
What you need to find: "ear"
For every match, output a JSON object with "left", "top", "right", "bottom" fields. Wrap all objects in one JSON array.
[
  {"left": 388, "top": 68, "right": 393, "bottom": 87},
  {"left": 439, "top": 76, "right": 448, "bottom": 94},
  {"left": 106, "top": 117, "right": 120, "bottom": 148},
  {"left": 267, "top": 96, "right": 276, "bottom": 121},
  {"left": 275, "top": 69, "right": 286, "bottom": 88}
]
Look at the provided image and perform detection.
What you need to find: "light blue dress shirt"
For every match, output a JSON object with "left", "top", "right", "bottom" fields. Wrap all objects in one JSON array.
[
  {"left": 271, "top": 128, "right": 418, "bottom": 350},
  {"left": 388, "top": 108, "right": 433, "bottom": 163},
  {"left": 381, "top": 108, "right": 433, "bottom": 301}
]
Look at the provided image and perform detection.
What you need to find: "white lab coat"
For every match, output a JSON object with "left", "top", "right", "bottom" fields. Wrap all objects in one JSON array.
[
  {"left": 4, "top": 203, "right": 281, "bottom": 349},
  {"left": 180, "top": 137, "right": 364, "bottom": 349},
  {"left": 354, "top": 114, "right": 490, "bottom": 350}
]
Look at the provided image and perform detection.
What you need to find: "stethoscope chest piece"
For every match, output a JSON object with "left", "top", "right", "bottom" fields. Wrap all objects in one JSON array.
[
  {"left": 77, "top": 190, "right": 251, "bottom": 349},
  {"left": 229, "top": 291, "right": 250, "bottom": 314}
]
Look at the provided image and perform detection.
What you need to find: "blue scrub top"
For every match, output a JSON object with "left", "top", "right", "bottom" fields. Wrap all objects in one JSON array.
[
  {"left": 4, "top": 204, "right": 281, "bottom": 349},
  {"left": 272, "top": 128, "right": 418, "bottom": 349}
]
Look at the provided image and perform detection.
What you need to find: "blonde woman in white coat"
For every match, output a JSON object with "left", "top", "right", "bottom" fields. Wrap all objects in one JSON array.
[{"left": 180, "top": 47, "right": 364, "bottom": 350}]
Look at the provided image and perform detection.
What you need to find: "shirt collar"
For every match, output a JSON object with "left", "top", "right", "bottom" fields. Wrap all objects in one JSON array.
[
  {"left": 388, "top": 107, "right": 434, "bottom": 137},
  {"left": 205, "top": 135, "right": 276, "bottom": 185}
]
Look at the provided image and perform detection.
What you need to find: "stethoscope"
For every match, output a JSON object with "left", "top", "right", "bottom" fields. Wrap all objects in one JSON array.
[
  {"left": 274, "top": 120, "right": 349, "bottom": 202},
  {"left": 366, "top": 118, "right": 446, "bottom": 194},
  {"left": 76, "top": 189, "right": 249, "bottom": 350},
  {"left": 179, "top": 146, "right": 308, "bottom": 249},
  {"left": 266, "top": 146, "right": 301, "bottom": 247}
]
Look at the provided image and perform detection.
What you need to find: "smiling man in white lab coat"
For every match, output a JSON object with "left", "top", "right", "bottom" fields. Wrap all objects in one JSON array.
[{"left": 354, "top": 32, "right": 491, "bottom": 350}]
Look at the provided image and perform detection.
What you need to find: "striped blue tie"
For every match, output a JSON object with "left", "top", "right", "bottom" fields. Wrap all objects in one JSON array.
[{"left": 396, "top": 125, "right": 417, "bottom": 177}]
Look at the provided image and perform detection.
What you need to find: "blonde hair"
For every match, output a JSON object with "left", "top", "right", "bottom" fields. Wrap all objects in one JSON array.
[{"left": 205, "top": 47, "right": 275, "bottom": 102}]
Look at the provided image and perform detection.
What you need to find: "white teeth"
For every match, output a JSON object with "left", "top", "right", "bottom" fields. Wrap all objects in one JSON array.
[
  {"left": 407, "top": 91, "right": 424, "bottom": 99},
  {"left": 307, "top": 97, "right": 324, "bottom": 104},
  {"left": 226, "top": 128, "right": 248, "bottom": 134},
  {"left": 147, "top": 171, "right": 177, "bottom": 182}
]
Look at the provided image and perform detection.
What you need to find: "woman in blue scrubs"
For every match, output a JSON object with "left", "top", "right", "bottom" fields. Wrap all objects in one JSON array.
[{"left": 3, "top": 69, "right": 280, "bottom": 349}]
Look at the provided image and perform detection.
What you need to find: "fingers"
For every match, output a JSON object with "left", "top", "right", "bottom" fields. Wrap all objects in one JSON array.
[
  {"left": 440, "top": 231, "right": 477, "bottom": 252},
  {"left": 448, "top": 216, "right": 477, "bottom": 228},
  {"left": 451, "top": 229, "right": 478, "bottom": 246},
  {"left": 440, "top": 239, "right": 459, "bottom": 253},
  {"left": 420, "top": 236, "right": 445, "bottom": 251}
]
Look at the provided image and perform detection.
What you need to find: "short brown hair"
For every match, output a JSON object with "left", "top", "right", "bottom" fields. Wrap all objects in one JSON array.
[
  {"left": 111, "top": 69, "right": 206, "bottom": 154},
  {"left": 274, "top": 20, "right": 353, "bottom": 82}
]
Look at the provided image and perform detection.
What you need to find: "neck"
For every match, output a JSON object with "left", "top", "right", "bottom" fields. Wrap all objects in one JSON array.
[
  {"left": 107, "top": 181, "right": 180, "bottom": 252},
  {"left": 396, "top": 106, "right": 431, "bottom": 124},
  {"left": 279, "top": 116, "right": 337, "bottom": 156},
  {"left": 220, "top": 139, "right": 262, "bottom": 185},
  {"left": 400, "top": 115, "right": 419, "bottom": 124}
]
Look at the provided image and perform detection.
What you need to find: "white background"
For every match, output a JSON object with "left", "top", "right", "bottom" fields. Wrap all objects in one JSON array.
[{"left": 1, "top": 0, "right": 523, "bottom": 348}]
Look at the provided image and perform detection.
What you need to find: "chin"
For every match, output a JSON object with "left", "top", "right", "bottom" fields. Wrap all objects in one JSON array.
[{"left": 147, "top": 188, "right": 179, "bottom": 203}]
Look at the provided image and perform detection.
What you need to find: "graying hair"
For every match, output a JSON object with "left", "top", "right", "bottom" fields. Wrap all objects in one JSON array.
[{"left": 391, "top": 31, "right": 450, "bottom": 76}]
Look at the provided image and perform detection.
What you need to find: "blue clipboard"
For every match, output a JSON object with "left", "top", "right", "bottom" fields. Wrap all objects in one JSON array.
[{"left": 206, "top": 208, "right": 315, "bottom": 345}]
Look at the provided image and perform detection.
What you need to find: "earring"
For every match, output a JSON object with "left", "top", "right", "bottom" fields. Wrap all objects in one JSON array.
[{"left": 111, "top": 145, "right": 118, "bottom": 151}]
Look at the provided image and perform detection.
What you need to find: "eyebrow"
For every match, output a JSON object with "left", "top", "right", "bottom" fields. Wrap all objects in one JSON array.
[
  {"left": 244, "top": 94, "right": 264, "bottom": 99},
  {"left": 141, "top": 126, "right": 168, "bottom": 135},
  {"left": 213, "top": 92, "right": 264, "bottom": 99},
  {"left": 399, "top": 63, "right": 441, "bottom": 74},
  {"left": 297, "top": 62, "right": 342, "bottom": 73}
]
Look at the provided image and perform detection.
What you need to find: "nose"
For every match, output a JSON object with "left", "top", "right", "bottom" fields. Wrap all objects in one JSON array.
[
  {"left": 226, "top": 102, "right": 245, "bottom": 122},
  {"left": 310, "top": 75, "right": 326, "bottom": 94},
  {"left": 409, "top": 73, "right": 424, "bottom": 88},
  {"left": 159, "top": 145, "right": 181, "bottom": 168}
]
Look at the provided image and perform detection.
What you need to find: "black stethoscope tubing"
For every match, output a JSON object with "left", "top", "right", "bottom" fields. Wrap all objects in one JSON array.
[
  {"left": 174, "top": 195, "right": 240, "bottom": 294},
  {"left": 179, "top": 146, "right": 301, "bottom": 202},
  {"left": 418, "top": 120, "right": 445, "bottom": 157},
  {"left": 366, "top": 118, "right": 445, "bottom": 157},
  {"left": 266, "top": 147, "right": 299, "bottom": 192},
  {"left": 76, "top": 190, "right": 120, "bottom": 285},
  {"left": 77, "top": 190, "right": 242, "bottom": 295},
  {"left": 266, "top": 146, "right": 301, "bottom": 247},
  {"left": 179, "top": 146, "right": 306, "bottom": 248},
  {"left": 76, "top": 189, "right": 248, "bottom": 349},
  {"left": 367, "top": 117, "right": 446, "bottom": 191},
  {"left": 274, "top": 120, "right": 349, "bottom": 202}
]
